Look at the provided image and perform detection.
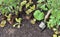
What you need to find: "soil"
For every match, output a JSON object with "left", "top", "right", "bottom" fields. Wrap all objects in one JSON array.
[{"left": 0, "top": 19, "right": 54, "bottom": 37}]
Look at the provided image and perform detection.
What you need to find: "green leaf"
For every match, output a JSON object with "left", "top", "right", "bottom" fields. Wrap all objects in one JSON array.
[
  {"left": 40, "top": 4, "right": 48, "bottom": 10},
  {"left": 33, "top": 10, "right": 44, "bottom": 21},
  {"left": 47, "top": 0, "right": 60, "bottom": 9},
  {"left": 47, "top": 9, "right": 60, "bottom": 29}
]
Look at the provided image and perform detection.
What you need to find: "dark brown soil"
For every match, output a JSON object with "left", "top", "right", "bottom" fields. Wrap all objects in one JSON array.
[{"left": 0, "top": 19, "right": 54, "bottom": 37}]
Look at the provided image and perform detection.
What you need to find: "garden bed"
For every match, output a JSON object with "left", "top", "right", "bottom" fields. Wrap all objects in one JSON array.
[{"left": 0, "top": 0, "right": 60, "bottom": 37}]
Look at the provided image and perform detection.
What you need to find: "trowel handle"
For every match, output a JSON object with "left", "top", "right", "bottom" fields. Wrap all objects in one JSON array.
[{"left": 44, "top": 9, "right": 52, "bottom": 22}]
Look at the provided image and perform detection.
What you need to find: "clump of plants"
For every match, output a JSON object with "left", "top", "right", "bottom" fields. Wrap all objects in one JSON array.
[
  {"left": 0, "top": 0, "right": 22, "bottom": 28},
  {"left": 46, "top": 0, "right": 60, "bottom": 33},
  {"left": 0, "top": 0, "right": 36, "bottom": 28},
  {"left": 0, "top": 0, "right": 60, "bottom": 36}
]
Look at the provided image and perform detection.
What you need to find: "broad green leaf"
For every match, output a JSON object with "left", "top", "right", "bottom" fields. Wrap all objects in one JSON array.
[{"left": 33, "top": 10, "right": 44, "bottom": 21}]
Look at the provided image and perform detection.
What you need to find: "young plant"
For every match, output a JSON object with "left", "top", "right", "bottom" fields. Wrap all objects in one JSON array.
[
  {"left": 0, "top": 20, "right": 6, "bottom": 27},
  {"left": 26, "top": 4, "right": 35, "bottom": 15},
  {"left": 5, "top": 14, "right": 12, "bottom": 22},
  {"left": 37, "top": 0, "right": 48, "bottom": 10},
  {"left": 13, "top": 18, "right": 22, "bottom": 28},
  {"left": 30, "top": 18, "right": 36, "bottom": 24},
  {"left": 19, "top": 1, "right": 27, "bottom": 11},
  {"left": 33, "top": 10, "right": 44, "bottom": 21},
  {"left": 47, "top": 9, "right": 60, "bottom": 29},
  {"left": 26, "top": 3, "right": 31, "bottom": 9}
]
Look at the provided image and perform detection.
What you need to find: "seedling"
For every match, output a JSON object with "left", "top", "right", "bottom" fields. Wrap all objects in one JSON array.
[
  {"left": 5, "top": 14, "right": 11, "bottom": 22},
  {"left": 37, "top": 0, "right": 48, "bottom": 11},
  {"left": 26, "top": 5, "right": 35, "bottom": 15},
  {"left": 0, "top": 20, "right": 6, "bottom": 27},
  {"left": 26, "top": 3, "right": 31, "bottom": 8},
  {"left": 19, "top": 1, "right": 27, "bottom": 11},
  {"left": 33, "top": 10, "right": 44, "bottom": 21},
  {"left": 13, "top": 18, "right": 22, "bottom": 28},
  {"left": 30, "top": 18, "right": 36, "bottom": 24}
]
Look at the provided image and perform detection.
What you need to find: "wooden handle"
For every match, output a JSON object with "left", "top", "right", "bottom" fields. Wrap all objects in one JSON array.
[{"left": 44, "top": 9, "right": 52, "bottom": 22}]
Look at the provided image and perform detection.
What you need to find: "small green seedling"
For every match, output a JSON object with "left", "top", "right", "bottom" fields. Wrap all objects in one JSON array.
[
  {"left": 33, "top": 10, "right": 44, "bottom": 21},
  {"left": 26, "top": 5, "right": 35, "bottom": 15},
  {"left": 15, "top": 18, "right": 22, "bottom": 23},
  {"left": 40, "top": 4, "right": 48, "bottom": 10},
  {"left": 5, "top": 14, "right": 11, "bottom": 21},
  {"left": 19, "top": 1, "right": 27, "bottom": 11},
  {"left": 13, "top": 18, "right": 22, "bottom": 28},
  {"left": 26, "top": 3, "right": 31, "bottom": 8},
  {"left": 30, "top": 18, "right": 36, "bottom": 24},
  {"left": 0, "top": 20, "right": 6, "bottom": 27},
  {"left": 37, "top": 0, "right": 48, "bottom": 10}
]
